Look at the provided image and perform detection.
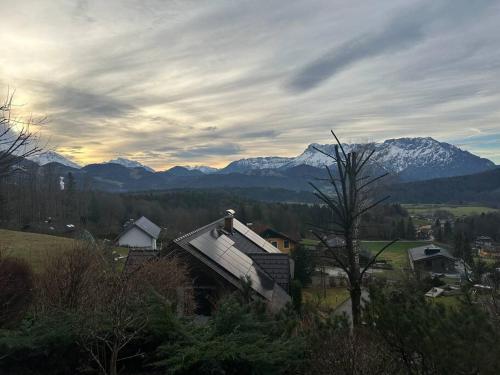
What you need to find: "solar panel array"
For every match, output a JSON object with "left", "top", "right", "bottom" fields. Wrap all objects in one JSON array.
[
  {"left": 233, "top": 220, "right": 281, "bottom": 254},
  {"left": 189, "top": 230, "right": 275, "bottom": 300}
]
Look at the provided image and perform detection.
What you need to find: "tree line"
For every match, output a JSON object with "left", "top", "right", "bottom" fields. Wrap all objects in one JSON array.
[{"left": 0, "top": 169, "right": 413, "bottom": 241}]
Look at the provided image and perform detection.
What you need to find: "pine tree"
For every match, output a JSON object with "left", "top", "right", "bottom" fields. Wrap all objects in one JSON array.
[
  {"left": 443, "top": 220, "right": 453, "bottom": 243},
  {"left": 88, "top": 193, "right": 100, "bottom": 224},
  {"left": 406, "top": 217, "right": 416, "bottom": 240},
  {"left": 397, "top": 219, "right": 406, "bottom": 239},
  {"left": 434, "top": 219, "right": 443, "bottom": 242}
]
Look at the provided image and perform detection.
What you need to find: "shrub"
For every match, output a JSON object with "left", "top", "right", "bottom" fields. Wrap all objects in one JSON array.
[{"left": 0, "top": 254, "right": 34, "bottom": 328}]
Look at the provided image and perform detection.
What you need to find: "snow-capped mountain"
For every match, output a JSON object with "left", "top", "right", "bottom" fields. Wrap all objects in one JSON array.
[
  {"left": 106, "top": 157, "right": 155, "bottom": 172},
  {"left": 28, "top": 151, "right": 81, "bottom": 169},
  {"left": 183, "top": 165, "right": 219, "bottom": 174},
  {"left": 220, "top": 157, "right": 293, "bottom": 174},
  {"left": 220, "top": 137, "right": 495, "bottom": 181}
]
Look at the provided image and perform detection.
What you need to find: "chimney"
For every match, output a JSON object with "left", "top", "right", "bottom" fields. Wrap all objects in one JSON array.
[{"left": 224, "top": 209, "right": 235, "bottom": 233}]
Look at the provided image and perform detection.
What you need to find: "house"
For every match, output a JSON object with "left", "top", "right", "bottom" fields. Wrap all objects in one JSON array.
[
  {"left": 416, "top": 225, "right": 432, "bottom": 240},
  {"left": 408, "top": 244, "right": 456, "bottom": 274},
  {"left": 116, "top": 216, "right": 161, "bottom": 250},
  {"left": 124, "top": 248, "right": 159, "bottom": 273},
  {"left": 168, "top": 210, "right": 293, "bottom": 314},
  {"left": 475, "top": 236, "right": 494, "bottom": 250},
  {"left": 256, "top": 227, "right": 298, "bottom": 254},
  {"left": 479, "top": 245, "right": 500, "bottom": 259}
]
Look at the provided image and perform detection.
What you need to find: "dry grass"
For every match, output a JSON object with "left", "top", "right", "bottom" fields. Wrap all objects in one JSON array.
[
  {"left": 0, "top": 229, "right": 128, "bottom": 272},
  {"left": 0, "top": 229, "right": 74, "bottom": 271}
]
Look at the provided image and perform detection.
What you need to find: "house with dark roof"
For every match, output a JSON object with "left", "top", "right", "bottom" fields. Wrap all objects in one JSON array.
[
  {"left": 256, "top": 227, "right": 299, "bottom": 254},
  {"left": 116, "top": 216, "right": 161, "bottom": 250},
  {"left": 408, "top": 244, "right": 456, "bottom": 274},
  {"left": 169, "top": 210, "right": 293, "bottom": 314}
]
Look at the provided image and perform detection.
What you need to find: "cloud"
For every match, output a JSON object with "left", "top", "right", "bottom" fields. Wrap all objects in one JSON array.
[
  {"left": 167, "top": 143, "right": 243, "bottom": 159},
  {"left": 287, "top": 0, "right": 495, "bottom": 92},
  {"left": 0, "top": 0, "right": 499, "bottom": 166}
]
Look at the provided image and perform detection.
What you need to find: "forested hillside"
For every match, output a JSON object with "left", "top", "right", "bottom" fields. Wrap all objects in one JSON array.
[{"left": 388, "top": 167, "right": 500, "bottom": 206}]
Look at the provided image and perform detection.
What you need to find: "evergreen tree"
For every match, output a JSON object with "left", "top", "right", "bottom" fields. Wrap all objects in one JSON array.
[
  {"left": 291, "top": 245, "right": 314, "bottom": 287},
  {"left": 88, "top": 193, "right": 100, "bottom": 224},
  {"left": 434, "top": 219, "right": 443, "bottom": 242},
  {"left": 397, "top": 219, "right": 406, "bottom": 239},
  {"left": 406, "top": 217, "right": 416, "bottom": 240},
  {"left": 443, "top": 220, "right": 453, "bottom": 243},
  {"left": 64, "top": 172, "right": 76, "bottom": 220}
]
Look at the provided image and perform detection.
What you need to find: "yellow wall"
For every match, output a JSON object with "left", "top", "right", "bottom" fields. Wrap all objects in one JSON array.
[{"left": 265, "top": 237, "right": 296, "bottom": 254}]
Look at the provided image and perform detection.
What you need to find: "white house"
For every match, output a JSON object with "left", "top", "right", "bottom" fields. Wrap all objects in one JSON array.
[{"left": 116, "top": 216, "right": 161, "bottom": 250}]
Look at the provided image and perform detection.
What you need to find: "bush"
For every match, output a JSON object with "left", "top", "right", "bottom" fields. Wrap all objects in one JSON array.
[
  {"left": 155, "top": 296, "right": 305, "bottom": 374},
  {"left": 0, "top": 255, "right": 34, "bottom": 328},
  {"left": 364, "top": 282, "right": 500, "bottom": 374}
]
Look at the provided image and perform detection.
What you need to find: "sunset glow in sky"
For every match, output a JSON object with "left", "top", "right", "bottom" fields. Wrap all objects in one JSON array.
[{"left": 1, "top": 0, "right": 499, "bottom": 169}]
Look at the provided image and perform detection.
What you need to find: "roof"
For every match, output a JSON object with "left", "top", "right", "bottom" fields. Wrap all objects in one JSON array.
[
  {"left": 246, "top": 253, "right": 293, "bottom": 291},
  {"left": 408, "top": 244, "right": 455, "bottom": 263},
  {"left": 477, "top": 236, "right": 493, "bottom": 241},
  {"left": 118, "top": 216, "right": 161, "bottom": 240},
  {"left": 173, "top": 217, "right": 291, "bottom": 309},
  {"left": 257, "top": 227, "right": 298, "bottom": 243},
  {"left": 124, "top": 249, "right": 158, "bottom": 273},
  {"left": 425, "top": 287, "right": 445, "bottom": 298}
]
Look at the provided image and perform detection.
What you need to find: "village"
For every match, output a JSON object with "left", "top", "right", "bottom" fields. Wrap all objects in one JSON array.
[
  {"left": 111, "top": 209, "right": 500, "bottom": 315},
  {"left": 2, "top": 0, "right": 500, "bottom": 373}
]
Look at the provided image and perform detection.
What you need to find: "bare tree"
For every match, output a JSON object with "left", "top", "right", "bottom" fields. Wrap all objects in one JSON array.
[
  {"left": 36, "top": 242, "right": 102, "bottom": 313},
  {"left": 0, "top": 92, "right": 43, "bottom": 177},
  {"left": 310, "top": 131, "right": 397, "bottom": 327},
  {"left": 78, "top": 255, "right": 193, "bottom": 375}
]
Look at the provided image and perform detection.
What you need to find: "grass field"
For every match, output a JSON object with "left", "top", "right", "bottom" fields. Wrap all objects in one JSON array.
[
  {"left": 300, "top": 239, "right": 429, "bottom": 270},
  {"left": 362, "top": 240, "right": 429, "bottom": 269},
  {"left": 403, "top": 204, "right": 499, "bottom": 217},
  {"left": 0, "top": 229, "right": 75, "bottom": 271},
  {"left": 0, "top": 229, "right": 128, "bottom": 272},
  {"left": 301, "top": 238, "right": 319, "bottom": 247},
  {"left": 303, "top": 287, "right": 350, "bottom": 309}
]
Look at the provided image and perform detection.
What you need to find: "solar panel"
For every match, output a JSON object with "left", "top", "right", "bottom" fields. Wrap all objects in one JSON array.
[
  {"left": 233, "top": 220, "right": 281, "bottom": 254},
  {"left": 188, "top": 230, "right": 276, "bottom": 299}
]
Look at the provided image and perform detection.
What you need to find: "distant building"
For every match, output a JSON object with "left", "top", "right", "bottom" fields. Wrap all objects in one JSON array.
[
  {"left": 116, "top": 216, "right": 161, "bottom": 250},
  {"left": 168, "top": 210, "right": 293, "bottom": 314},
  {"left": 256, "top": 227, "right": 298, "bottom": 254},
  {"left": 475, "top": 236, "right": 494, "bottom": 250},
  {"left": 479, "top": 245, "right": 500, "bottom": 259},
  {"left": 416, "top": 225, "right": 432, "bottom": 240},
  {"left": 408, "top": 244, "right": 456, "bottom": 274}
]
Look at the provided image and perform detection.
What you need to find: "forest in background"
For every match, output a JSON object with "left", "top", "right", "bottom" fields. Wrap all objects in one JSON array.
[{"left": 0, "top": 169, "right": 419, "bottom": 241}]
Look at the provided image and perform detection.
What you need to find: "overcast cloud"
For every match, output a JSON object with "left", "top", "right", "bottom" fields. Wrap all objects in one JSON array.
[{"left": 1, "top": 0, "right": 499, "bottom": 169}]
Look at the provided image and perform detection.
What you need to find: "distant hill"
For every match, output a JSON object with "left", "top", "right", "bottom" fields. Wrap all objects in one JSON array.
[
  {"left": 21, "top": 137, "right": 497, "bottom": 195},
  {"left": 106, "top": 157, "right": 155, "bottom": 172},
  {"left": 388, "top": 167, "right": 500, "bottom": 205}
]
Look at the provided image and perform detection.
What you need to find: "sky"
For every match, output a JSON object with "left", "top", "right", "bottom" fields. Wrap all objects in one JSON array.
[{"left": 1, "top": 0, "right": 499, "bottom": 170}]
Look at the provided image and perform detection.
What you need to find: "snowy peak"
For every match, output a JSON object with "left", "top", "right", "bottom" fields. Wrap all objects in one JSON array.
[
  {"left": 223, "top": 137, "right": 495, "bottom": 181},
  {"left": 106, "top": 157, "right": 155, "bottom": 172},
  {"left": 220, "top": 156, "right": 293, "bottom": 174},
  {"left": 28, "top": 151, "right": 81, "bottom": 169},
  {"left": 183, "top": 165, "right": 219, "bottom": 174}
]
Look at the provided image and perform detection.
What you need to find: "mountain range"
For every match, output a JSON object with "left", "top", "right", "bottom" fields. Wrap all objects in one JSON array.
[{"left": 25, "top": 137, "right": 497, "bottom": 194}]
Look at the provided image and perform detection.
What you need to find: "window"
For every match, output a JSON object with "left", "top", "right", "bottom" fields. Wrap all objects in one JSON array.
[
  {"left": 284, "top": 240, "right": 290, "bottom": 249},
  {"left": 271, "top": 241, "right": 278, "bottom": 248}
]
